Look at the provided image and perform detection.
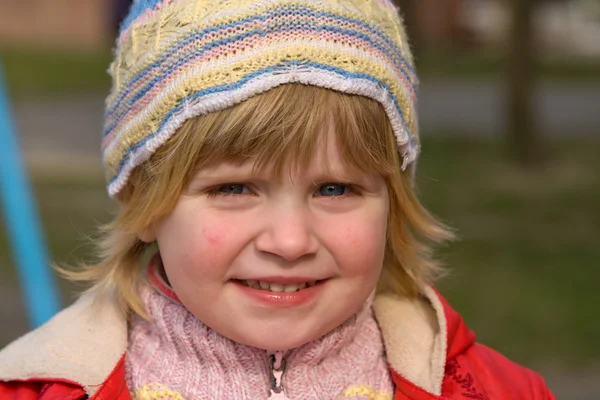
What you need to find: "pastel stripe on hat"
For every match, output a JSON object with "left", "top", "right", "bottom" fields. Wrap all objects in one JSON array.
[
  {"left": 104, "top": 0, "right": 419, "bottom": 197},
  {"left": 105, "top": 9, "right": 417, "bottom": 136}
]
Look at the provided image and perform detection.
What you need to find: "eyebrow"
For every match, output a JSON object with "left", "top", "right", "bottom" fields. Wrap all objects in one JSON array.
[
  {"left": 192, "top": 162, "right": 372, "bottom": 184},
  {"left": 192, "top": 162, "right": 255, "bottom": 178}
]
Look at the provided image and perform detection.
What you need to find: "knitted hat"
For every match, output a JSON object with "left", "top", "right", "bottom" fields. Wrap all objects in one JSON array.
[{"left": 103, "top": 0, "right": 419, "bottom": 198}]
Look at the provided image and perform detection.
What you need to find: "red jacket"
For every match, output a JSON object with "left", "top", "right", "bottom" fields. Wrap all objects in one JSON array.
[{"left": 0, "top": 288, "right": 554, "bottom": 400}]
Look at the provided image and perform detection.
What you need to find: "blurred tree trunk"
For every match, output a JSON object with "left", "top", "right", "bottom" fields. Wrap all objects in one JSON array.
[
  {"left": 394, "top": 0, "right": 421, "bottom": 57},
  {"left": 507, "top": 0, "right": 543, "bottom": 166},
  {"left": 444, "top": 0, "right": 467, "bottom": 44}
]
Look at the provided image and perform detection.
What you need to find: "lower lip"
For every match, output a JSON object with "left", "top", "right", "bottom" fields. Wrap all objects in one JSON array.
[{"left": 232, "top": 280, "right": 327, "bottom": 307}]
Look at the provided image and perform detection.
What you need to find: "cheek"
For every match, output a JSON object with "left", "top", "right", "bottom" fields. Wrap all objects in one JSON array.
[
  {"left": 157, "top": 210, "right": 250, "bottom": 280},
  {"left": 323, "top": 211, "right": 388, "bottom": 276},
  {"left": 201, "top": 225, "right": 226, "bottom": 246}
]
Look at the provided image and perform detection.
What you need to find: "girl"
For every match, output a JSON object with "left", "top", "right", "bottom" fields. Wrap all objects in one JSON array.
[{"left": 0, "top": 0, "right": 554, "bottom": 399}]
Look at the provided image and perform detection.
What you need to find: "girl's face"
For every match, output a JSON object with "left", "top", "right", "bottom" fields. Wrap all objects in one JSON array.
[{"left": 146, "top": 130, "right": 389, "bottom": 351}]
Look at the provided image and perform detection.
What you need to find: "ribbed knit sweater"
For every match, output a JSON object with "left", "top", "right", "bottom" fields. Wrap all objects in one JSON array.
[{"left": 125, "top": 271, "right": 394, "bottom": 399}]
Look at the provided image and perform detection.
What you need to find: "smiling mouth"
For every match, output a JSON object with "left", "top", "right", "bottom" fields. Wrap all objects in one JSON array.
[{"left": 234, "top": 280, "right": 324, "bottom": 293}]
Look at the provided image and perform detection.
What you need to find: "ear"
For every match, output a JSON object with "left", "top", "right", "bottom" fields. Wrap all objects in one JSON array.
[{"left": 137, "top": 225, "right": 157, "bottom": 243}]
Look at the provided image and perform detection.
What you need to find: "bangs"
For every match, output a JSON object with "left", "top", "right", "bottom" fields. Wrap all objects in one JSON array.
[{"left": 169, "top": 84, "right": 401, "bottom": 182}]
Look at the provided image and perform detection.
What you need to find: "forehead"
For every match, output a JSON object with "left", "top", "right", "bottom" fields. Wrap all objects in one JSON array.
[
  {"left": 198, "top": 123, "right": 363, "bottom": 179},
  {"left": 302, "top": 125, "right": 359, "bottom": 173},
  {"left": 177, "top": 84, "right": 397, "bottom": 184}
]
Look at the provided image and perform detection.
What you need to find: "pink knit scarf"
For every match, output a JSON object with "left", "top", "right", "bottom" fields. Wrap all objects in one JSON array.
[{"left": 126, "top": 262, "right": 394, "bottom": 399}]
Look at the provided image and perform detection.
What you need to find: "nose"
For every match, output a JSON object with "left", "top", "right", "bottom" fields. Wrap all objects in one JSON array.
[{"left": 254, "top": 203, "right": 318, "bottom": 262}]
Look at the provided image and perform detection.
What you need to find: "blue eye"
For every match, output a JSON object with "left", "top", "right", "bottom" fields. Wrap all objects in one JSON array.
[
  {"left": 317, "top": 183, "right": 349, "bottom": 197},
  {"left": 217, "top": 184, "right": 248, "bottom": 195}
]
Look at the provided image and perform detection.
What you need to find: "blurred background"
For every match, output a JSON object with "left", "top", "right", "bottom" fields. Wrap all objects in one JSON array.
[{"left": 0, "top": 0, "right": 598, "bottom": 397}]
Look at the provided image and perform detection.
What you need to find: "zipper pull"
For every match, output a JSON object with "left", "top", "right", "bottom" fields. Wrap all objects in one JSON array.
[{"left": 268, "top": 351, "right": 291, "bottom": 399}]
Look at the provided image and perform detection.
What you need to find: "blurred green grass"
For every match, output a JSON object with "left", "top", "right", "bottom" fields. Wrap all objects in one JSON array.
[
  {"left": 418, "top": 138, "right": 600, "bottom": 368},
  {"left": 0, "top": 47, "right": 112, "bottom": 98},
  {"left": 0, "top": 137, "right": 598, "bottom": 370},
  {"left": 2, "top": 47, "right": 600, "bottom": 99}
]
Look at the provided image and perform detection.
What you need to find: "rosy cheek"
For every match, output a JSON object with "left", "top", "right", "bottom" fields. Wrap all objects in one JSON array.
[
  {"left": 192, "top": 216, "right": 243, "bottom": 266},
  {"left": 330, "top": 221, "right": 385, "bottom": 272},
  {"left": 202, "top": 226, "right": 226, "bottom": 246},
  {"left": 346, "top": 226, "right": 364, "bottom": 248},
  {"left": 354, "top": 226, "right": 383, "bottom": 254}
]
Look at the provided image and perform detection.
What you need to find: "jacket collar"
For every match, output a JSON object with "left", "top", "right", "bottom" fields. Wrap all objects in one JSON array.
[
  {"left": 0, "top": 291, "right": 127, "bottom": 396},
  {"left": 0, "top": 286, "right": 474, "bottom": 397}
]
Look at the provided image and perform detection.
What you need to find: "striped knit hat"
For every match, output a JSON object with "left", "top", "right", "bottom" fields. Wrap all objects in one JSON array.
[{"left": 103, "top": 0, "right": 419, "bottom": 198}]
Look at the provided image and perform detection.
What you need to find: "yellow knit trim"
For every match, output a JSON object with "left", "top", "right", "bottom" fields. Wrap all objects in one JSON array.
[
  {"left": 131, "top": 383, "right": 185, "bottom": 400},
  {"left": 104, "top": 45, "right": 414, "bottom": 176},
  {"left": 344, "top": 385, "right": 394, "bottom": 400}
]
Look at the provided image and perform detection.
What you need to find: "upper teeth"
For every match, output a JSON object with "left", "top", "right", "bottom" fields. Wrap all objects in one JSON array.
[{"left": 243, "top": 280, "right": 317, "bottom": 292}]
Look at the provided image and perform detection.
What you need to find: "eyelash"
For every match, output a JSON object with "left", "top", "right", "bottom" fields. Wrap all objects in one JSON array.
[
  {"left": 205, "top": 184, "right": 251, "bottom": 198},
  {"left": 204, "top": 182, "right": 356, "bottom": 199}
]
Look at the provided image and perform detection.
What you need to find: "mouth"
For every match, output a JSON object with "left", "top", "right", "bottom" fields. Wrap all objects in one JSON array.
[
  {"left": 231, "top": 278, "right": 328, "bottom": 307},
  {"left": 234, "top": 279, "right": 325, "bottom": 293}
]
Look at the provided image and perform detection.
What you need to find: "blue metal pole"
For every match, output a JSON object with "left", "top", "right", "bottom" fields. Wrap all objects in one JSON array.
[{"left": 0, "top": 57, "right": 61, "bottom": 327}]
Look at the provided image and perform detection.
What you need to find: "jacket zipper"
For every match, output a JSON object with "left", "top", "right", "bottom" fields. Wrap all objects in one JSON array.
[{"left": 268, "top": 351, "right": 290, "bottom": 399}]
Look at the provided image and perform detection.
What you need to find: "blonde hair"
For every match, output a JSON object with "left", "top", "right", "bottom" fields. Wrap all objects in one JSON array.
[{"left": 65, "top": 84, "right": 453, "bottom": 317}]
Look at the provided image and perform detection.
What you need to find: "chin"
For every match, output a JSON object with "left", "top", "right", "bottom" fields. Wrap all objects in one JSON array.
[
  {"left": 232, "top": 324, "right": 319, "bottom": 351},
  {"left": 249, "top": 336, "right": 311, "bottom": 352}
]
